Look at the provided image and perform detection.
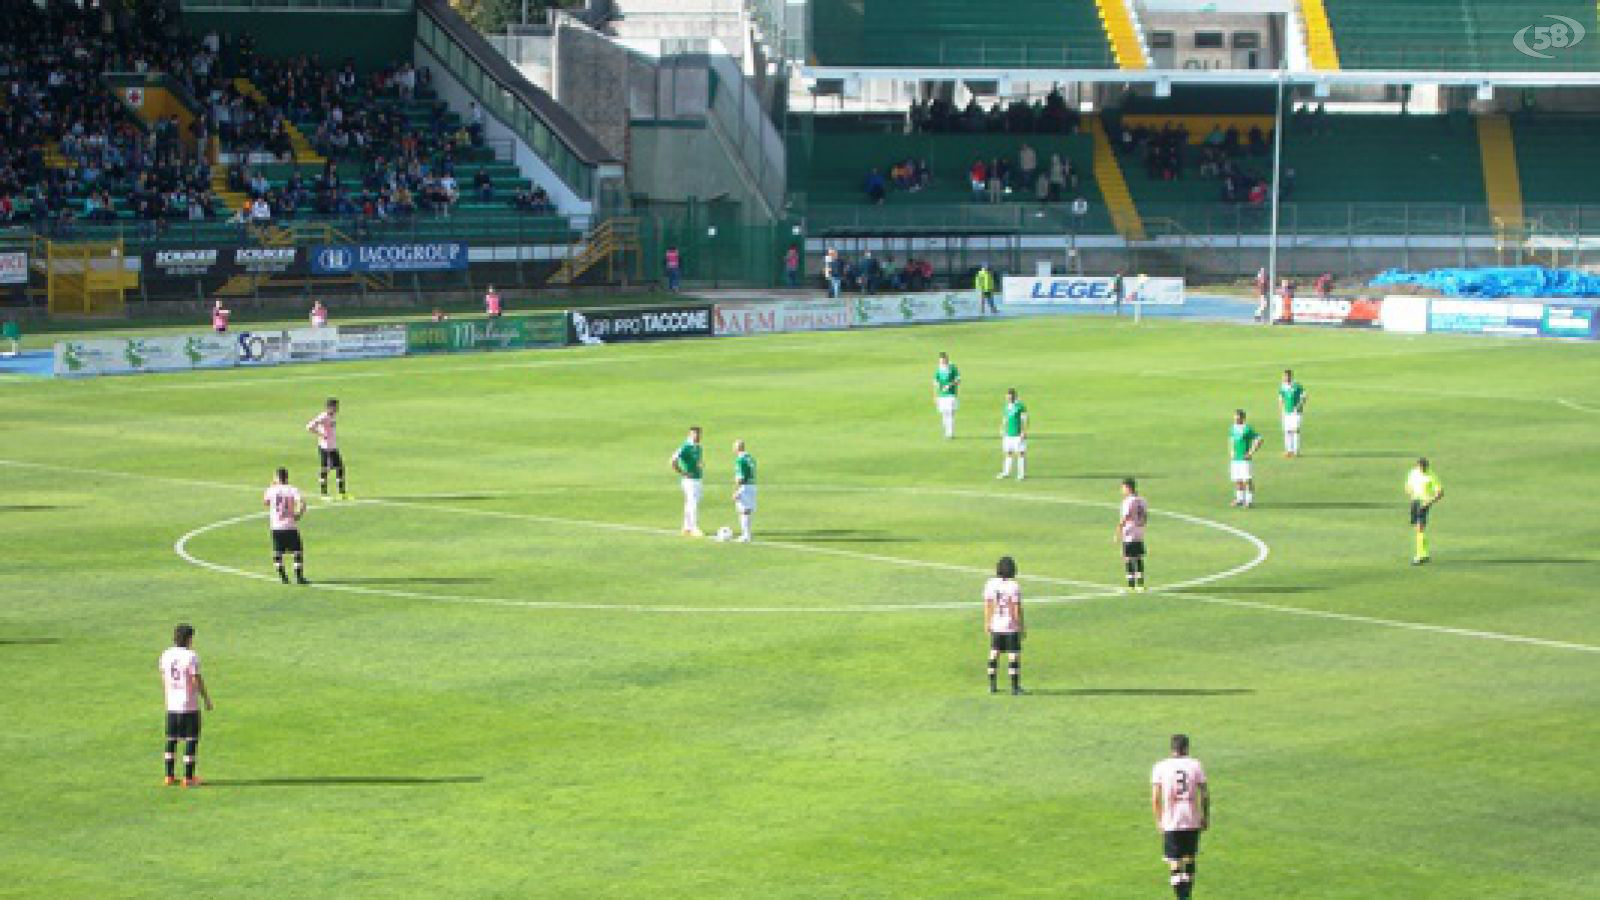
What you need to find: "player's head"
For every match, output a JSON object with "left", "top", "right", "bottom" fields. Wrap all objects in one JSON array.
[
  {"left": 275, "top": 466, "right": 289, "bottom": 484},
  {"left": 733, "top": 438, "right": 745, "bottom": 452},
  {"left": 487, "top": 284, "right": 495, "bottom": 292},
  {"left": 688, "top": 426, "right": 701, "bottom": 442},
  {"left": 1234, "top": 408, "right": 1247, "bottom": 423},
  {"left": 1006, "top": 388, "right": 1017, "bottom": 402},
  {"left": 996, "top": 556, "right": 1017, "bottom": 579},
  {"left": 173, "top": 623, "right": 195, "bottom": 648},
  {"left": 1171, "top": 733, "right": 1190, "bottom": 756},
  {"left": 326, "top": 397, "right": 339, "bottom": 412},
  {"left": 1122, "top": 477, "right": 1137, "bottom": 495},
  {"left": 1283, "top": 368, "right": 1293, "bottom": 381},
  {"left": 938, "top": 352, "right": 949, "bottom": 365},
  {"left": 1416, "top": 456, "right": 1429, "bottom": 471}
]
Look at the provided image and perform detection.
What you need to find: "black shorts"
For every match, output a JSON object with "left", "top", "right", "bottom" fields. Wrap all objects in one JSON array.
[
  {"left": 1123, "top": 540, "right": 1146, "bottom": 558},
  {"left": 990, "top": 632, "right": 1021, "bottom": 654},
  {"left": 319, "top": 448, "right": 345, "bottom": 470},
  {"left": 1410, "top": 500, "right": 1430, "bottom": 526},
  {"left": 271, "top": 528, "right": 303, "bottom": 553},
  {"left": 165, "top": 710, "right": 202, "bottom": 741},
  {"left": 1163, "top": 829, "right": 1201, "bottom": 861}
]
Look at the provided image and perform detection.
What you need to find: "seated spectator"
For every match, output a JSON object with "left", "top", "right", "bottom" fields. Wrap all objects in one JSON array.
[
  {"left": 476, "top": 168, "right": 493, "bottom": 201},
  {"left": 863, "top": 168, "right": 886, "bottom": 205},
  {"left": 969, "top": 158, "right": 987, "bottom": 201}
]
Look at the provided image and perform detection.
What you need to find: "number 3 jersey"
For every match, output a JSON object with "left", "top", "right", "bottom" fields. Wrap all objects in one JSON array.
[
  {"left": 984, "top": 577, "right": 1022, "bottom": 633},
  {"left": 1152, "top": 756, "right": 1208, "bottom": 831}
]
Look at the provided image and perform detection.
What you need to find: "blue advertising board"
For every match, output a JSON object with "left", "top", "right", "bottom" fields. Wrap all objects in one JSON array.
[
  {"left": 1427, "top": 299, "right": 1544, "bottom": 336},
  {"left": 1540, "top": 304, "right": 1600, "bottom": 340},
  {"left": 311, "top": 242, "right": 469, "bottom": 275}
]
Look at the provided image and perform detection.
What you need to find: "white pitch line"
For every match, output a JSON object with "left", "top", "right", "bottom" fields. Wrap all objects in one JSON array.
[
  {"left": 1157, "top": 587, "right": 1600, "bottom": 655},
  {"left": 1557, "top": 398, "right": 1600, "bottom": 415}
]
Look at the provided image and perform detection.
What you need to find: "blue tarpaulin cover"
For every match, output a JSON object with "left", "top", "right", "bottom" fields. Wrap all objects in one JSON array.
[{"left": 1371, "top": 266, "right": 1600, "bottom": 299}]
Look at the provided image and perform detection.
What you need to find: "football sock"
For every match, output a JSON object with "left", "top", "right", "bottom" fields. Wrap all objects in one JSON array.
[
  {"left": 1016, "top": 458, "right": 1026, "bottom": 479},
  {"left": 1000, "top": 458, "right": 1013, "bottom": 477},
  {"left": 1008, "top": 661, "right": 1020, "bottom": 690},
  {"left": 1417, "top": 532, "right": 1428, "bottom": 558},
  {"left": 183, "top": 740, "right": 198, "bottom": 779},
  {"left": 319, "top": 471, "right": 328, "bottom": 494},
  {"left": 739, "top": 511, "right": 751, "bottom": 540},
  {"left": 274, "top": 556, "right": 287, "bottom": 581},
  {"left": 1134, "top": 559, "right": 1146, "bottom": 585},
  {"left": 941, "top": 411, "right": 954, "bottom": 437},
  {"left": 164, "top": 741, "right": 177, "bottom": 778},
  {"left": 1125, "top": 560, "right": 1137, "bottom": 588},
  {"left": 1233, "top": 488, "right": 1244, "bottom": 503},
  {"left": 1244, "top": 489, "right": 1254, "bottom": 506},
  {"left": 294, "top": 554, "right": 304, "bottom": 576},
  {"left": 336, "top": 469, "right": 347, "bottom": 494}
]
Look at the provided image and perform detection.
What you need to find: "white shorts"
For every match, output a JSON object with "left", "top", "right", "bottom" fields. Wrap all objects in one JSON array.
[
  {"left": 735, "top": 484, "right": 757, "bottom": 512},
  {"left": 1003, "top": 435, "right": 1027, "bottom": 454},
  {"left": 936, "top": 396, "right": 958, "bottom": 414},
  {"left": 681, "top": 478, "right": 703, "bottom": 505},
  {"left": 1230, "top": 460, "right": 1253, "bottom": 482},
  {"left": 1281, "top": 413, "right": 1302, "bottom": 431}
]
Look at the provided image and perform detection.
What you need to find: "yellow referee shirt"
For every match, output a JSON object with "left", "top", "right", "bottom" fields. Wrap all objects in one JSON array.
[{"left": 1406, "top": 467, "right": 1442, "bottom": 503}]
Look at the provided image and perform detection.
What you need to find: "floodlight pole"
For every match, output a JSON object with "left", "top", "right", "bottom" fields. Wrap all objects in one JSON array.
[{"left": 1267, "top": 63, "right": 1286, "bottom": 321}]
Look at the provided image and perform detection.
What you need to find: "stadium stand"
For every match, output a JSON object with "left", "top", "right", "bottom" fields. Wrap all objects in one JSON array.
[
  {"left": 809, "top": 0, "right": 1116, "bottom": 68},
  {"left": 1323, "top": 1, "right": 1600, "bottom": 70},
  {"left": 1515, "top": 116, "right": 1600, "bottom": 206}
]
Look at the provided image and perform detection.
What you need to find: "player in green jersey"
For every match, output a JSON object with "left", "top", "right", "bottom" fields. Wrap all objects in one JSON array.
[
  {"left": 732, "top": 439, "right": 756, "bottom": 543},
  {"left": 1278, "top": 369, "right": 1307, "bottom": 458},
  {"left": 934, "top": 352, "right": 961, "bottom": 439},
  {"left": 1228, "top": 409, "right": 1263, "bottom": 508},
  {"left": 670, "top": 426, "right": 705, "bottom": 537},
  {"left": 1405, "top": 457, "right": 1444, "bottom": 564},
  {"left": 997, "top": 388, "right": 1029, "bottom": 480}
]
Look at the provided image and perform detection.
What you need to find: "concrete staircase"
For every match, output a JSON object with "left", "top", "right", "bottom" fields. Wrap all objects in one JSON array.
[
  {"left": 1476, "top": 113, "right": 1524, "bottom": 231},
  {"left": 1088, "top": 118, "right": 1146, "bottom": 241},
  {"left": 1095, "top": 0, "right": 1148, "bottom": 70}
]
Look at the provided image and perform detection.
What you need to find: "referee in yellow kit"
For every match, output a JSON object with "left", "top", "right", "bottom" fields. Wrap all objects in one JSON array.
[{"left": 1406, "top": 457, "right": 1444, "bottom": 565}]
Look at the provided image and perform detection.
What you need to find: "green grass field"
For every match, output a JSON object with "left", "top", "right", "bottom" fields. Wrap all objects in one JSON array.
[{"left": 3, "top": 315, "right": 1598, "bottom": 898}]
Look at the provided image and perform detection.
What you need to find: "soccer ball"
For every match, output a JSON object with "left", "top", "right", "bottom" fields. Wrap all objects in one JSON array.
[{"left": 715, "top": 527, "right": 733, "bottom": 542}]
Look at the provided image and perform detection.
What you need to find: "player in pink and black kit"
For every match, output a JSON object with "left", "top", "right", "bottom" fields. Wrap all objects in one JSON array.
[
  {"left": 1118, "top": 478, "right": 1149, "bottom": 592},
  {"left": 159, "top": 623, "right": 214, "bottom": 787},
  {"left": 983, "top": 556, "right": 1025, "bottom": 695},
  {"left": 306, "top": 398, "right": 350, "bottom": 500},
  {"left": 1152, "top": 733, "right": 1210, "bottom": 899},
  {"left": 264, "top": 467, "right": 309, "bottom": 584}
]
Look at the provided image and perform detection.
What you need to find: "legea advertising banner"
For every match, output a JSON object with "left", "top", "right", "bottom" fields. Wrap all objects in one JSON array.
[
  {"left": 715, "top": 300, "right": 853, "bottom": 336},
  {"left": 1002, "top": 276, "right": 1185, "bottom": 305},
  {"left": 851, "top": 292, "right": 983, "bottom": 327},
  {"left": 568, "top": 305, "right": 713, "bottom": 344},
  {"left": 54, "top": 334, "right": 235, "bottom": 377}
]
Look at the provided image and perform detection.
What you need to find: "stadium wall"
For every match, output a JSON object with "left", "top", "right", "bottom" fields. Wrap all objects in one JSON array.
[{"left": 181, "top": 11, "right": 416, "bottom": 72}]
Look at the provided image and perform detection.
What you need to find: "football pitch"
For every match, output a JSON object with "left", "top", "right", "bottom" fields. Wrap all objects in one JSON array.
[{"left": 3, "top": 314, "right": 1598, "bottom": 898}]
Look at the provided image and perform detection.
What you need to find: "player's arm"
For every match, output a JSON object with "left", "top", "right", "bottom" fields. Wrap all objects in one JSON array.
[
  {"left": 1198, "top": 781, "right": 1210, "bottom": 830},
  {"left": 983, "top": 595, "right": 994, "bottom": 634},
  {"left": 306, "top": 417, "right": 321, "bottom": 437},
  {"left": 1016, "top": 597, "right": 1025, "bottom": 638},
  {"left": 1151, "top": 782, "right": 1164, "bottom": 830},
  {"left": 1296, "top": 390, "right": 1307, "bottom": 414},
  {"left": 668, "top": 451, "right": 684, "bottom": 475},
  {"left": 1426, "top": 483, "right": 1443, "bottom": 509},
  {"left": 194, "top": 671, "right": 214, "bottom": 711},
  {"left": 1019, "top": 411, "right": 1029, "bottom": 439},
  {"left": 295, "top": 496, "right": 307, "bottom": 519},
  {"left": 1247, "top": 432, "right": 1263, "bottom": 458}
]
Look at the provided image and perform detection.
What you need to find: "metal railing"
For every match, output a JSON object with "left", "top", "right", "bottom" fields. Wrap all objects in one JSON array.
[{"left": 706, "top": 52, "right": 787, "bottom": 219}]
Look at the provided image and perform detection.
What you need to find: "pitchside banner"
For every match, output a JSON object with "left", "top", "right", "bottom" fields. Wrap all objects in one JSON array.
[
  {"left": 143, "top": 247, "right": 306, "bottom": 279},
  {"left": 1428, "top": 299, "right": 1545, "bottom": 336},
  {"left": 236, "top": 330, "right": 291, "bottom": 366},
  {"left": 0, "top": 251, "right": 28, "bottom": 284},
  {"left": 407, "top": 313, "right": 569, "bottom": 353},
  {"left": 1289, "top": 297, "right": 1383, "bottom": 328},
  {"left": 54, "top": 334, "right": 235, "bottom": 377},
  {"left": 715, "top": 300, "right": 853, "bottom": 336},
  {"left": 568, "top": 305, "right": 713, "bottom": 344},
  {"left": 1541, "top": 304, "right": 1600, "bottom": 340},
  {"left": 311, "top": 242, "right": 468, "bottom": 275},
  {"left": 851, "top": 292, "right": 983, "bottom": 327},
  {"left": 1002, "top": 276, "right": 1186, "bottom": 305},
  {"left": 336, "top": 324, "right": 408, "bottom": 359}
]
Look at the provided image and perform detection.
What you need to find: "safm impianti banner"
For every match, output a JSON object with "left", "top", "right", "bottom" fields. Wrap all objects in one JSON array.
[
  {"left": 851, "top": 292, "right": 983, "bottom": 327},
  {"left": 54, "top": 334, "right": 235, "bottom": 377},
  {"left": 715, "top": 300, "right": 853, "bottom": 336},
  {"left": 311, "top": 242, "right": 469, "bottom": 275},
  {"left": 407, "top": 313, "right": 569, "bottom": 353},
  {"left": 1002, "top": 276, "right": 1185, "bottom": 305}
]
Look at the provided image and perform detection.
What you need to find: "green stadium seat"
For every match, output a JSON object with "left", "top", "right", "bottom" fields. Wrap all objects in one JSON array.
[{"left": 811, "top": 0, "right": 1114, "bottom": 68}]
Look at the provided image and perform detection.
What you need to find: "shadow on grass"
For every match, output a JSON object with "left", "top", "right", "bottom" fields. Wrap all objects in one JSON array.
[
  {"left": 1030, "top": 688, "right": 1256, "bottom": 697},
  {"left": 1173, "top": 586, "right": 1318, "bottom": 595},
  {"left": 1312, "top": 450, "right": 1418, "bottom": 459},
  {"left": 1037, "top": 473, "right": 1163, "bottom": 481},
  {"left": 317, "top": 577, "right": 495, "bottom": 585},
  {"left": 0, "top": 637, "right": 63, "bottom": 646},
  {"left": 371, "top": 494, "right": 503, "bottom": 502},
  {"left": 1449, "top": 558, "right": 1595, "bottom": 566},
  {"left": 765, "top": 529, "right": 919, "bottom": 544},
  {"left": 206, "top": 775, "right": 484, "bottom": 787},
  {"left": 0, "top": 504, "right": 68, "bottom": 512}
]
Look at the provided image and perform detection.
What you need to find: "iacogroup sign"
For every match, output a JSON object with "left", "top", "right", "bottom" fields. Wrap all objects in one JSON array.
[
  {"left": 311, "top": 242, "right": 468, "bottom": 275},
  {"left": 1002, "top": 276, "right": 1185, "bottom": 305},
  {"left": 715, "top": 300, "right": 853, "bottom": 336}
]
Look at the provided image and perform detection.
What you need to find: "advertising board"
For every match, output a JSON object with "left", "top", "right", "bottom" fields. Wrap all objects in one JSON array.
[
  {"left": 1002, "top": 276, "right": 1185, "bottom": 305},
  {"left": 1540, "top": 304, "right": 1599, "bottom": 340},
  {"left": 311, "top": 242, "right": 469, "bottom": 275},
  {"left": 54, "top": 334, "right": 235, "bottom": 377},
  {"left": 1289, "top": 296, "right": 1383, "bottom": 328},
  {"left": 568, "top": 305, "right": 713, "bottom": 344},
  {"left": 714, "top": 300, "right": 853, "bottom": 336},
  {"left": 235, "top": 330, "right": 291, "bottom": 366},
  {"left": 1428, "top": 299, "right": 1544, "bottom": 336},
  {"left": 285, "top": 327, "right": 339, "bottom": 362},
  {"left": 851, "top": 293, "right": 983, "bottom": 327},
  {"left": 0, "top": 251, "right": 29, "bottom": 284},
  {"left": 143, "top": 247, "right": 307, "bottom": 279},
  {"left": 335, "top": 324, "right": 408, "bottom": 360},
  {"left": 407, "top": 313, "right": 569, "bottom": 353}
]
